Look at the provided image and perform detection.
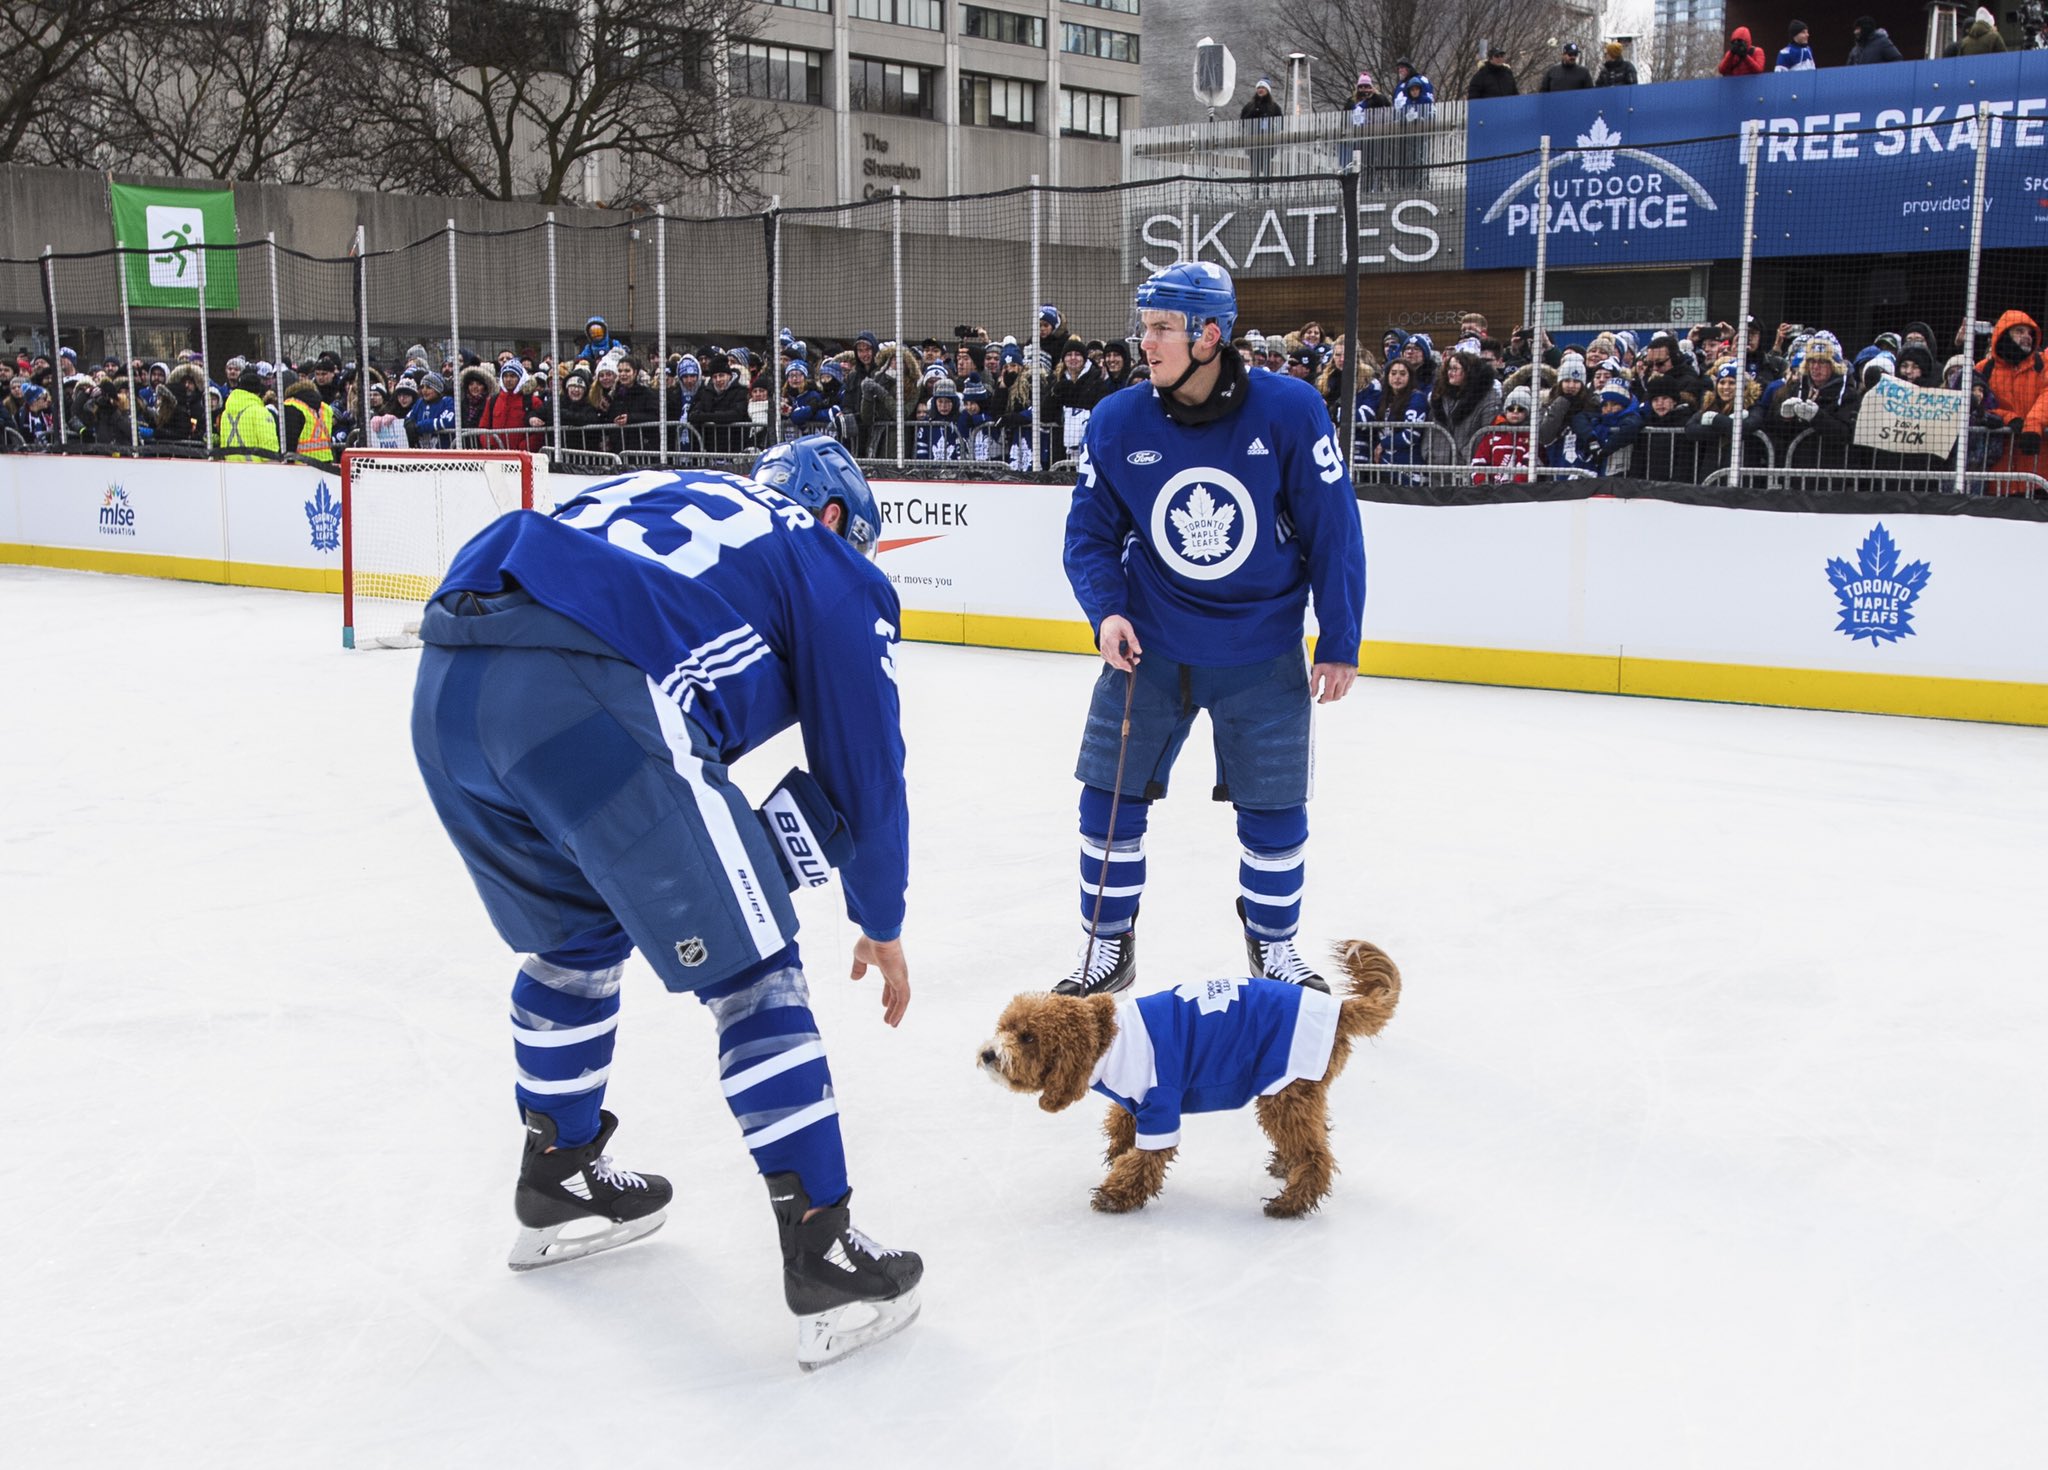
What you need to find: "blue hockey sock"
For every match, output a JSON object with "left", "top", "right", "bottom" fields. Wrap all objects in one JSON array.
[
  {"left": 1078, "top": 784, "right": 1150, "bottom": 939},
  {"left": 697, "top": 948, "right": 849, "bottom": 1206},
  {"left": 510, "top": 928, "right": 634, "bottom": 1149},
  {"left": 1237, "top": 804, "right": 1309, "bottom": 943}
]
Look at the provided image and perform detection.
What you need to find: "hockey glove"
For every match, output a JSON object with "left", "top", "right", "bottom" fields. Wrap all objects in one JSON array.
[
  {"left": 757, "top": 769, "right": 856, "bottom": 893},
  {"left": 2021, "top": 431, "right": 2043, "bottom": 455}
]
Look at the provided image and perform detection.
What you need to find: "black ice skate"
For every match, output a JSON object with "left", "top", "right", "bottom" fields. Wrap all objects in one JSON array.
[
  {"left": 1238, "top": 899, "right": 1331, "bottom": 993},
  {"left": 767, "top": 1172, "right": 923, "bottom": 1371},
  {"left": 1052, "top": 929, "right": 1137, "bottom": 997},
  {"left": 507, "top": 1110, "right": 673, "bottom": 1271}
]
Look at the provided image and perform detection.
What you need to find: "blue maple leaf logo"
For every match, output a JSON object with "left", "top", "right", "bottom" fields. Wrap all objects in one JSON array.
[
  {"left": 1825, "top": 522, "right": 1931, "bottom": 645},
  {"left": 305, "top": 482, "right": 342, "bottom": 553}
]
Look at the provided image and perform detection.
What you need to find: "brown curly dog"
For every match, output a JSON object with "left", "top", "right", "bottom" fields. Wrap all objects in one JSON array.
[{"left": 977, "top": 941, "right": 1401, "bottom": 1217}]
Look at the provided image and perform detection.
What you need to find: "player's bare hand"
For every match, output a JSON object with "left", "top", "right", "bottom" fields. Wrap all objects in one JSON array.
[
  {"left": 851, "top": 935, "right": 911, "bottom": 1027},
  {"left": 1310, "top": 662, "right": 1357, "bottom": 704},
  {"left": 1098, "top": 615, "right": 1142, "bottom": 673}
]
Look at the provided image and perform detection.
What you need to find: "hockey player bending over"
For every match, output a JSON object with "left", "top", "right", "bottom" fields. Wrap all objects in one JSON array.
[
  {"left": 1057, "top": 262, "right": 1367, "bottom": 996},
  {"left": 411, "top": 436, "right": 922, "bottom": 1370}
]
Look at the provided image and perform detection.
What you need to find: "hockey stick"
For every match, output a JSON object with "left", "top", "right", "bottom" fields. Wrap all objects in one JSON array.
[{"left": 1085, "top": 660, "right": 1139, "bottom": 955}]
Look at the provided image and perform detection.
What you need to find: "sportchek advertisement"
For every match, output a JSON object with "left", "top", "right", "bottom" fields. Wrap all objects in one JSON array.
[
  {"left": 108, "top": 182, "right": 239, "bottom": 311},
  {"left": 1464, "top": 52, "right": 2048, "bottom": 269}
]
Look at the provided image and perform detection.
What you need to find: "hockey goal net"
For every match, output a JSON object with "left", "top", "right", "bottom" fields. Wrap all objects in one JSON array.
[{"left": 341, "top": 450, "right": 543, "bottom": 649}]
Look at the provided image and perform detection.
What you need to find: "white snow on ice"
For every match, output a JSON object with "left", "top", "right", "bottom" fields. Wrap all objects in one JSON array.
[{"left": 3, "top": 565, "right": 2045, "bottom": 1468}]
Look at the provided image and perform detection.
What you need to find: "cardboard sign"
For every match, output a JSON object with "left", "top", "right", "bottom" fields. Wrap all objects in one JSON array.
[{"left": 1853, "top": 376, "right": 1965, "bottom": 457}]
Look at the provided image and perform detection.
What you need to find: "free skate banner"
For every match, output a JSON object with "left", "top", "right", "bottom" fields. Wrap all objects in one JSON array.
[{"left": 1464, "top": 51, "right": 2048, "bottom": 269}]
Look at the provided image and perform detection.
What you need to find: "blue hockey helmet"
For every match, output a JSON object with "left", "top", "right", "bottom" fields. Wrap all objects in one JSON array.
[
  {"left": 1134, "top": 260, "right": 1237, "bottom": 345},
  {"left": 752, "top": 435, "right": 880, "bottom": 558}
]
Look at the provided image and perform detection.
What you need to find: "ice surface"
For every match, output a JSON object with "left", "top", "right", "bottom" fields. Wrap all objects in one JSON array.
[{"left": 3, "top": 565, "right": 2045, "bottom": 1469}]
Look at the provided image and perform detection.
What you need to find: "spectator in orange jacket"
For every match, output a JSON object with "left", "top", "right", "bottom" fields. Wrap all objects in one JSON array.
[
  {"left": 1975, "top": 309, "right": 2048, "bottom": 492},
  {"left": 1719, "top": 27, "right": 1768, "bottom": 75}
]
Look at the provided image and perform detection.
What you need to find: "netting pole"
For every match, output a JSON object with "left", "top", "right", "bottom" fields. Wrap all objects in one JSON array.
[
  {"left": 547, "top": 213, "right": 562, "bottom": 456},
  {"left": 1339, "top": 163, "right": 1361, "bottom": 472},
  {"left": 353, "top": 225, "right": 370, "bottom": 450},
  {"left": 1029, "top": 175, "right": 1042, "bottom": 472},
  {"left": 446, "top": 220, "right": 461, "bottom": 449},
  {"left": 41, "top": 248, "right": 65, "bottom": 446},
  {"left": 892, "top": 185, "right": 905, "bottom": 469},
  {"left": 1958, "top": 129, "right": 1992, "bottom": 497},
  {"left": 268, "top": 232, "right": 287, "bottom": 453},
  {"left": 1732, "top": 122, "right": 1760, "bottom": 488},
  {"left": 768, "top": 195, "right": 782, "bottom": 446},
  {"left": 656, "top": 204, "right": 668, "bottom": 464},
  {"left": 197, "top": 246, "right": 213, "bottom": 455},
  {"left": 1530, "top": 138, "right": 1552, "bottom": 478},
  {"left": 118, "top": 244, "right": 138, "bottom": 450}
]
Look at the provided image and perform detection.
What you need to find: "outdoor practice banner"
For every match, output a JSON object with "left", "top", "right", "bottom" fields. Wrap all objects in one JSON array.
[
  {"left": 1853, "top": 377, "right": 1967, "bottom": 458},
  {"left": 1464, "top": 51, "right": 2048, "bottom": 269},
  {"left": 108, "top": 182, "right": 239, "bottom": 311}
]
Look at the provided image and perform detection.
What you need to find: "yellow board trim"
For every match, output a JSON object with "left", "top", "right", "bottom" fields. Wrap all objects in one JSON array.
[
  {"left": 0, "top": 542, "right": 341, "bottom": 594},
  {"left": 8, "top": 550, "right": 2040, "bottom": 726}
]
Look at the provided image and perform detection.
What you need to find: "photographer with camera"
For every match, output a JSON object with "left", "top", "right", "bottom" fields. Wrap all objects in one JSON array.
[{"left": 1719, "top": 26, "right": 1767, "bottom": 75}]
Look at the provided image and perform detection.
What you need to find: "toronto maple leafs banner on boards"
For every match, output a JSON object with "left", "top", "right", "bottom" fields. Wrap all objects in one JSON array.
[{"left": 1464, "top": 52, "right": 2048, "bottom": 270}]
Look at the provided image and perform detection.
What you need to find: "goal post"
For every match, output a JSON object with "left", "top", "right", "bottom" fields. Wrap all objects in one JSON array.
[{"left": 340, "top": 449, "right": 542, "bottom": 649}]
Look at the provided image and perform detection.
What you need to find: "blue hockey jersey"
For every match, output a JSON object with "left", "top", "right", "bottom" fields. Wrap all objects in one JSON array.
[
  {"left": 1065, "top": 371, "right": 1366, "bottom": 669},
  {"left": 434, "top": 468, "right": 910, "bottom": 940},
  {"left": 1091, "top": 977, "right": 1342, "bottom": 1150}
]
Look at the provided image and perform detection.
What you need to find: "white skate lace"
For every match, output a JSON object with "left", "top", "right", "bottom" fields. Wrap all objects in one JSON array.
[
  {"left": 1064, "top": 935, "right": 1120, "bottom": 984},
  {"left": 589, "top": 1155, "right": 650, "bottom": 1191},
  {"left": 1260, "top": 939, "right": 1321, "bottom": 987},
  {"left": 845, "top": 1226, "right": 900, "bottom": 1259}
]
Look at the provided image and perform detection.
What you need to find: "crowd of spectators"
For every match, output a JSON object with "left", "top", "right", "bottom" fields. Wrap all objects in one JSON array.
[{"left": 10, "top": 302, "right": 2045, "bottom": 495}]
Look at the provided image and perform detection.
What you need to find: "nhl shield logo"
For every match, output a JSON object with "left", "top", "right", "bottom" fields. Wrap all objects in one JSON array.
[{"left": 675, "top": 937, "right": 708, "bottom": 967}]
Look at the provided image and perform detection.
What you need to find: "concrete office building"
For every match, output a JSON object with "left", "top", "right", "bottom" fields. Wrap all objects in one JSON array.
[{"left": 747, "top": 0, "right": 1145, "bottom": 206}]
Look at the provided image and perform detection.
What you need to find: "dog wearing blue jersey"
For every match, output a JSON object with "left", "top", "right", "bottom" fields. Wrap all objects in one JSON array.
[{"left": 979, "top": 941, "right": 1401, "bottom": 1216}]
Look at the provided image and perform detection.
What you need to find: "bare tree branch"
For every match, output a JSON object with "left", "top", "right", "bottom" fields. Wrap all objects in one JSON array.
[
  {"left": 1254, "top": 0, "right": 1584, "bottom": 108},
  {"left": 1, "top": 0, "right": 166, "bottom": 163}
]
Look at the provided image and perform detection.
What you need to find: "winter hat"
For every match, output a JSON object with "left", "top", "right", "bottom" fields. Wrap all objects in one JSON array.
[
  {"left": 392, "top": 379, "right": 418, "bottom": 396},
  {"left": 497, "top": 359, "right": 523, "bottom": 380},
  {"left": 1503, "top": 386, "right": 1535, "bottom": 413},
  {"left": 1861, "top": 351, "right": 1897, "bottom": 386},
  {"left": 922, "top": 362, "right": 949, "bottom": 382},
  {"left": 1789, "top": 19, "right": 1810, "bottom": 37},
  {"left": 1102, "top": 340, "right": 1129, "bottom": 363},
  {"left": 1595, "top": 356, "right": 1625, "bottom": 378},
  {"left": 1874, "top": 331, "right": 1903, "bottom": 357},
  {"left": 1605, "top": 41, "right": 1624, "bottom": 60},
  {"left": 1975, "top": 5, "right": 1995, "bottom": 23},
  {"left": 1899, "top": 343, "right": 1939, "bottom": 379},
  {"left": 962, "top": 380, "right": 992, "bottom": 405},
  {"left": 784, "top": 360, "right": 808, "bottom": 381},
  {"left": 1598, "top": 382, "right": 1632, "bottom": 407},
  {"left": 1038, "top": 304, "right": 1062, "bottom": 327},
  {"left": 58, "top": 346, "right": 76, "bottom": 361},
  {"left": 1000, "top": 343, "right": 1023, "bottom": 366},
  {"left": 1645, "top": 375, "right": 1684, "bottom": 402},
  {"left": 1255, "top": 77, "right": 1273, "bottom": 91},
  {"left": 1714, "top": 361, "right": 1744, "bottom": 380},
  {"left": 405, "top": 344, "right": 428, "bottom": 363},
  {"left": 677, "top": 354, "right": 701, "bottom": 378},
  {"left": 1558, "top": 352, "right": 1589, "bottom": 383},
  {"left": 1062, "top": 336, "right": 1089, "bottom": 359},
  {"left": 421, "top": 371, "right": 446, "bottom": 393},
  {"left": 586, "top": 316, "right": 606, "bottom": 330},
  {"left": 819, "top": 359, "right": 847, "bottom": 384},
  {"left": 1357, "top": 72, "right": 1372, "bottom": 88},
  {"left": 929, "top": 377, "right": 959, "bottom": 405}
]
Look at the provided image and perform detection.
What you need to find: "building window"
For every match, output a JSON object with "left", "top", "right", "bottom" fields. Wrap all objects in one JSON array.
[
  {"left": 1060, "top": 86, "right": 1123, "bottom": 138},
  {"left": 960, "top": 72, "right": 1037, "bottom": 130},
  {"left": 732, "top": 42, "right": 826, "bottom": 104},
  {"left": 1066, "top": 0, "right": 1138, "bottom": 12},
  {"left": 849, "top": 0, "right": 942, "bottom": 28},
  {"left": 1060, "top": 22, "right": 1139, "bottom": 64},
  {"left": 762, "top": 0, "right": 830, "bottom": 11},
  {"left": 448, "top": 0, "right": 578, "bottom": 72},
  {"left": 960, "top": 5, "right": 1043, "bottom": 46},
  {"left": 851, "top": 55, "right": 937, "bottom": 118}
]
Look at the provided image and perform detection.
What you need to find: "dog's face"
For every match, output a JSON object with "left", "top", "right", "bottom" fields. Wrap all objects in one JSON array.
[{"left": 977, "top": 993, "right": 1118, "bottom": 1113}]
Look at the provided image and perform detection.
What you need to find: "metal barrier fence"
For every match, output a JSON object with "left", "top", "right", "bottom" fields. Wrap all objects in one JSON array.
[{"left": 5, "top": 114, "right": 2044, "bottom": 499}]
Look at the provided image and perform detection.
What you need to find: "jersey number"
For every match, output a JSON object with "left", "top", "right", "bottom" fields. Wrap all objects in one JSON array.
[
  {"left": 1312, "top": 434, "right": 1346, "bottom": 484},
  {"left": 559, "top": 472, "right": 790, "bottom": 577}
]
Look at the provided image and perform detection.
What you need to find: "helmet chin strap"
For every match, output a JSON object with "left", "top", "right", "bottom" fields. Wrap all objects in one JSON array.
[{"left": 1162, "top": 328, "right": 1220, "bottom": 397}]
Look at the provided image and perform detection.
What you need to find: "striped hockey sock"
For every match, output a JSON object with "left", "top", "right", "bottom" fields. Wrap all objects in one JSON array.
[
  {"left": 699, "top": 952, "right": 849, "bottom": 1207},
  {"left": 1237, "top": 804, "right": 1309, "bottom": 942},
  {"left": 1078, "top": 784, "right": 1150, "bottom": 938},
  {"left": 510, "top": 937, "right": 632, "bottom": 1149}
]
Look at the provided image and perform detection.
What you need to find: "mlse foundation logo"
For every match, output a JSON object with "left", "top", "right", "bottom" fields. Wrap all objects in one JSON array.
[
  {"left": 99, "top": 485, "right": 137, "bottom": 536},
  {"left": 1484, "top": 115, "right": 1719, "bottom": 238},
  {"left": 1827, "top": 523, "right": 1931, "bottom": 645}
]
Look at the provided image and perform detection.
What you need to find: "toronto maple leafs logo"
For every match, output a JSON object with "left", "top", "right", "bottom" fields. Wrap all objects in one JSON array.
[
  {"left": 1169, "top": 483, "right": 1237, "bottom": 561},
  {"left": 1575, "top": 116, "right": 1620, "bottom": 173},
  {"left": 1148, "top": 467, "right": 1257, "bottom": 581},
  {"left": 1175, "top": 976, "right": 1244, "bottom": 1015},
  {"left": 305, "top": 482, "right": 342, "bottom": 553},
  {"left": 1825, "top": 523, "right": 1931, "bottom": 645}
]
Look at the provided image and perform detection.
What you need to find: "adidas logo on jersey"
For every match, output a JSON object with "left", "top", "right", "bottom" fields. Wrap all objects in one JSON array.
[
  {"left": 1248, "top": 437, "right": 1270, "bottom": 456},
  {"left": 824, "top": 1239, "right": 860, "bottom": 1273}
]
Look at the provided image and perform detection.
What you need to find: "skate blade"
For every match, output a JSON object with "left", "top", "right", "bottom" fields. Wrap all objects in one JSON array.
[
  {"left": 507, "top": 1210, "right": 665, "bottom": 1271},
  {"left": 795, "top": 1288, "right": 922, "bottom": 1372}
]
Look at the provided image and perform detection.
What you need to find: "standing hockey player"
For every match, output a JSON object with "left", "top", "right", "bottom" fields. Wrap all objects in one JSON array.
[
  {"left": 411, "top": 436, "right": 922, "bottom": 1370},
  {"left": 1058, "top": 261, "right": 1366, "bottom": 996}
]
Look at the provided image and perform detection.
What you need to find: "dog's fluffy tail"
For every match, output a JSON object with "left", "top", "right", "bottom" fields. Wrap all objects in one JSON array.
[{"left": 1332, "top": 940, "right": 1401, "bottom": 1039}]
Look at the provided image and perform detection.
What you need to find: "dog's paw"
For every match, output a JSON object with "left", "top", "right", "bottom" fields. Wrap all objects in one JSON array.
[
  {"left": 1265, "top": 1152, "right": 1289, "bottom": 1180},
  {"left": 1262, "top": 1193, "right": 1324, "bottom": 1220},
  {"left": 1091, "top": 1186, "right": 1146, "bottom": 1214}
]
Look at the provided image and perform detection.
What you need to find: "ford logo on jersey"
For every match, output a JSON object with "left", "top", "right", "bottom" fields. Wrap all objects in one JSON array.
[
  {"left": 1150, "top": 468, "right": 1257, "bottom": 581},
  {"left": 1126, "top": 449, "right": 1163, "bottom": 466}
]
